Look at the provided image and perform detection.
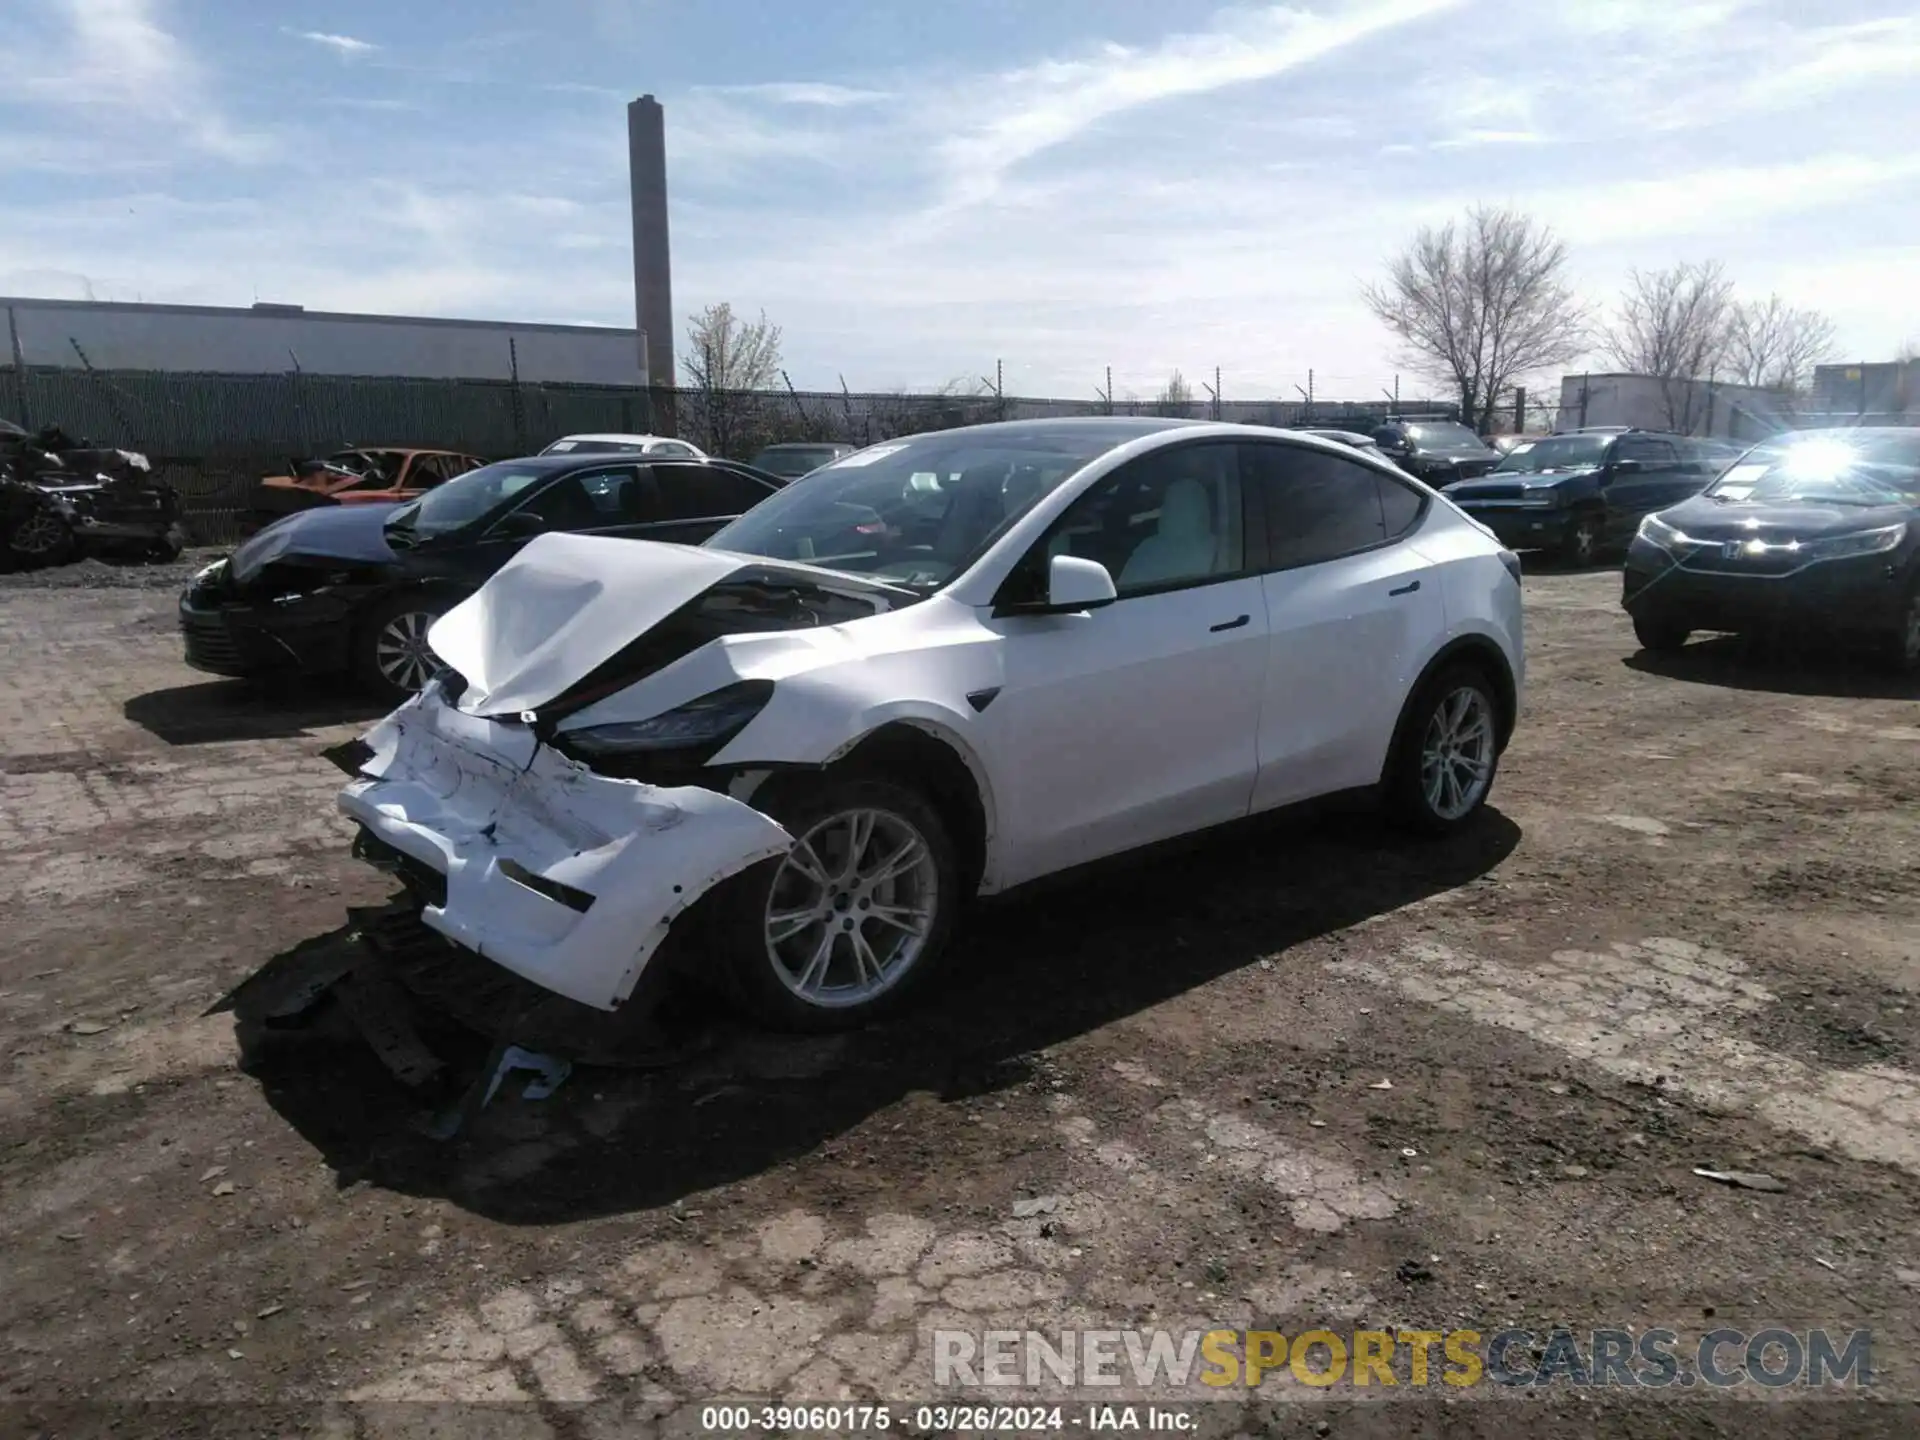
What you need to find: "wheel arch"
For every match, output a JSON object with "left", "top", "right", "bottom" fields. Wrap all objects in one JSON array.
[
  {"left": 1380, "top": 633, "right": 1519, "bottom": 786},
  {"left": 757, "top": 718, "right": 998, "bottom": 897}
]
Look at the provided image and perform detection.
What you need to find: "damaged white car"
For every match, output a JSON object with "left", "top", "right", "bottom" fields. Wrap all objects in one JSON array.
[{"left": 338, "top": 418, "right": 1524, "bottom": 1031}]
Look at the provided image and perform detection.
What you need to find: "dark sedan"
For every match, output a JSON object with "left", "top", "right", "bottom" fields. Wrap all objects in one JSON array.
[
  {"left": 180, "top": 451, "right": 783, "bottom": 700},
  {"left": 1621, "top": 428, "right": 1920, "bottom": 672}
]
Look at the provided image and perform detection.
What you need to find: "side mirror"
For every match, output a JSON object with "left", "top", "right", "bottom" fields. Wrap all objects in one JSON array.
[
  {"left": 1610, "top": 458, "right": 1643, "bottom": 476},
  {"left": 494, "top": 509, "right": 546, "bottom": 538},
  {"left": 1046, "top": 554, "right": 1118, "bottom": 610}
]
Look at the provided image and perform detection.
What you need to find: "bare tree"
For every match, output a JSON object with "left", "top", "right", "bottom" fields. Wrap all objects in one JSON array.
[
  {"left": 1362, "top": 206, "right": 1589, "bottom": 434},
  {"left": 1154, "top": 368, "right": 1194, "bottom": 417},
  {"left": 1600, "top": 262, "right": 1735, "bottom": 432},
  {"left": 682, "top": 302, "right": 782, "bottom": 391},
  {"left": 1725, "top": 294, "right": 1837, "bottom": 394},
  {"left": 680, "top": 303, "right": 783, "bottom": 455}
]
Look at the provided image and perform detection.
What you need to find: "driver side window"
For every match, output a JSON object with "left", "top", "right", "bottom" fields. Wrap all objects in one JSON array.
[{"left": 1023, "top": 443, "right": 1245, "bottom": 600}]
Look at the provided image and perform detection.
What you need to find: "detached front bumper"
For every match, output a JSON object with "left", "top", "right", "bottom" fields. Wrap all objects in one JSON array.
[{"left": 336, "top": 688, "right": 793, "bottom": 1012}]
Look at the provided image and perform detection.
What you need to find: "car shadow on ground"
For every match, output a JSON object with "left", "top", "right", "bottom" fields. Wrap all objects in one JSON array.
[
  {"left": 233, "top": 802, "right": 1521, "bottom": 1224},
  {"left": 124, "top": 678, "right": 388, "bottom": 745},
  {"left": 1624, "top": 637, "right": 1920, "bottom": 701}
]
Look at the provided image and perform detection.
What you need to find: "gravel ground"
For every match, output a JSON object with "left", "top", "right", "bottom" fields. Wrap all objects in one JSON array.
[{"left": 1, "top": 559, "right": 1917, "bottom": 1438}]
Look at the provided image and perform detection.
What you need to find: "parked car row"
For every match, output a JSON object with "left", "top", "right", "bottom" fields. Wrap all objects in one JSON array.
[{"left": 182, "top": 417, "right": 1914, "bottom": 1073}]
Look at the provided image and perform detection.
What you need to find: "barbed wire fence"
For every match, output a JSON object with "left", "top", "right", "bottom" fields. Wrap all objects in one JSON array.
[{"left": 6, "top": 361, "right": 1465, "bottom": 544}]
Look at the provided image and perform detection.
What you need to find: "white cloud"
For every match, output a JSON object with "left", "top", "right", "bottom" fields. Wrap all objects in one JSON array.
[
  {"left": 287, "top": 29, "right": 378, "bottom": 58},
  {"left": 10, "top": 0, "right": 266, "bottom": 161},
  {"left": 699, "top": 82, "right": 894, "bottom": 107},
  {"left": 933, "top": 0, "right": 1464, "bottom": 208}
]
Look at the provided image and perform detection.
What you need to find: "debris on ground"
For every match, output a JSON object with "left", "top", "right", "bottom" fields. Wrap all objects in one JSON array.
[
  {"left": 1396, "top": 1259, "right": 1435, "bottom": 1285},
  {"left": 1012, "top": 1195, "right": 1061, "bottom": 1218},
  {"left": 481, "top": 1045, "right": 572, "bottom": 1106},
  {"left": 1693, "top": 1167, "right": 1787, "bottom": 1193},
  {"left": 1369, "top": 1078, "right": 1394, "bottom": 1090},
  {"left": 66, "top": 1019, "right": 111, "bottom": 1036},
  {"left": 211, "top": 1181, "right": 236, "bottom": 1196}
]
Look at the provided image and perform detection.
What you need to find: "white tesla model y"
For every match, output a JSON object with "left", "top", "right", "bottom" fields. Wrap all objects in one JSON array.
[{"left": 338, "top": 419, "right": 1525, "bottom": 1030}]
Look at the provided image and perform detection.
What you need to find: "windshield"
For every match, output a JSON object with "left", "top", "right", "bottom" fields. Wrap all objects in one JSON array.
[
  {"left": 385, "top": 461, "right": 550, "bottom": 537},
  {"left": 1494, "top": 435, "right": 1612, "bottom": 473},
  {"left": 1708, "top": 432, "right": 1920, "bottom": 505},
  {"left": 704, "top": 429, "right": 1141, "bottom": 591},
  {"left": 1407, "top": 423, "right": 1485, "bottom": 449}
]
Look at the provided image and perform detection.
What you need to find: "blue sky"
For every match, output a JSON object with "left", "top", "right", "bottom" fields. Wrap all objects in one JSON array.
[{"left": 2, "top": 0, "right": 1917, "bottom": 398}]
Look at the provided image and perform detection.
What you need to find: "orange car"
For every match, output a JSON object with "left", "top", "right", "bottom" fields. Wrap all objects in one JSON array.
[{"left": 244, "top": 448, "right": 486, "bottom": 534}]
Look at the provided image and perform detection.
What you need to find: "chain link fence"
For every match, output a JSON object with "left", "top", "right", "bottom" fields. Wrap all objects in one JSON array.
[{"left": 5, "top": 364, "right": 1461, "bottom": 544}]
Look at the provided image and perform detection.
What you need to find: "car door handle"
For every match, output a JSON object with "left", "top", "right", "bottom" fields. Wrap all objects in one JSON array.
[
  {"left": 1209, "top": 614, "right": 1251, "bottom": 632},
  {"left": 1389, "top": 580, "right": 1421, "bottom": 597}
]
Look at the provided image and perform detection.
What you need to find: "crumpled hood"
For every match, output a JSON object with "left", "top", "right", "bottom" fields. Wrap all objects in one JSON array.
[
  {"left": 230, "top": 502, "right": 401, "bottom": 584},
  {"left": 429, "top": 533, "right": 749, "bottom": 717}
]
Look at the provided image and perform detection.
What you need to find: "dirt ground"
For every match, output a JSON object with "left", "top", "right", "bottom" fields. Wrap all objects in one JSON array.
[{"left": 2, "top": 552, "right": 1918, "bottom": 1439}]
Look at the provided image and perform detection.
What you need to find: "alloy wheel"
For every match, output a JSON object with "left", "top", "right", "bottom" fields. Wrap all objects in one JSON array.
[
  {"left": 763, "top": 807, "right": 940, "bottom": 1009},
  {"left": 1419, "top": 685, "right": 1496, "bottom": 822},
  {"left": 10, "top": 510, "right": 67, "bottom": 556},
  {"left": 373, "top": 610, "right": 440, "bottom": 694}
]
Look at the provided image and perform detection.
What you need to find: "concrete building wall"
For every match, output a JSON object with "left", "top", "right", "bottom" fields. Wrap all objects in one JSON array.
[
  {"left": 3, "top": 296, "right": 645, "bottom": 385},
  {"left": 1555, "top": 372, "right": 1788, "bottom": 439},
  {"left": 1811, "top": 361, "right": 1915, "bottom": 417}
]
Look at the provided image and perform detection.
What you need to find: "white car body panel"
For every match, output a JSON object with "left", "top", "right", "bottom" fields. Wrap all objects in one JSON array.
[
  {"left": 975, "top": 576, "right": 1268, "bottom": 884},
  {"left": 337, "top": 421, "right": 1526, "bottom": 1013}
]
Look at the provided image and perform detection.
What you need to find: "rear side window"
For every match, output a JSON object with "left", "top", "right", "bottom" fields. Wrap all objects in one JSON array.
[
  {"left": 653, "top": 462, "right": 778, "bottom": 519},
  {"left": 1242, "top": 443, "right": 1405, "bottom": 569},
  {"left": 1378, "top": 474, "right": 1426, "bottom": 538}
]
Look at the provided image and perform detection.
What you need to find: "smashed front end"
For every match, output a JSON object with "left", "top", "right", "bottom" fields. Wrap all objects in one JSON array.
[{"left": 337, "top": 685, "right": 793, "bottom": 1012}]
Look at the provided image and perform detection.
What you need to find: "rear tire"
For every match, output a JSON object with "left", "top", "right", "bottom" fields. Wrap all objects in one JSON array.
[
  {"left": 353, "top": 594, "right": 449, "bottom": 705},
  {"left": 1632, "top": 615, "right": 1692, "bottom": 654},
  {"left": 703, "top": 774, "right": 961, "bottom": 1032},
  {"left": 1385, "top": 664, "right": 1503, "bottom": 837}
]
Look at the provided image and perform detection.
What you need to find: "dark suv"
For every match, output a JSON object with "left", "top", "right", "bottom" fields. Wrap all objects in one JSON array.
[
  {"left": 1370, "top": 420, "right": 1502, "bottom": 485},
  {"left": 1441, "top": 428, "right": 1716, "bottom": 566}
]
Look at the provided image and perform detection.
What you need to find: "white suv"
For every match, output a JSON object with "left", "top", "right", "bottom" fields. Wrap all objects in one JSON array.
[{"left": 339, "top": 419, "right": 1524, "bottom": 1030}]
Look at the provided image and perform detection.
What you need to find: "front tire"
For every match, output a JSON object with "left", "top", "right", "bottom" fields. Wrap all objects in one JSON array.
[
  {"left": 354, "top": 594, "right": 448, "bottom": 704},
  {"left": 1386, "top": 664, "right": 1502, "bottom": 836},
  {"left": 1875, "top": 585, "right": 1920, "bottom": 675},
  {"left": 1560, "top": 511, "right": 1602, "bottom": 568},
  {"left": 705, "top": 775, "right": 961, "bottom": 1032},
  {"left": 1632, "top": 615, "right": 1692, "bottom": 653},
  {"left": 6, "top": 507, "right": 75, "bottom": 568}
]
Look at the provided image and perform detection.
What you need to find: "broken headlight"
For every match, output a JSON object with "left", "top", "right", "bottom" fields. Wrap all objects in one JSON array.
[{"left": 561, "top": 680, "right": 774, "bottom": 758}]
